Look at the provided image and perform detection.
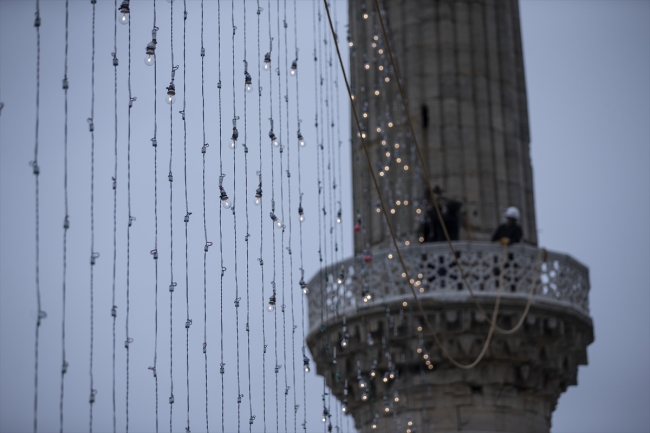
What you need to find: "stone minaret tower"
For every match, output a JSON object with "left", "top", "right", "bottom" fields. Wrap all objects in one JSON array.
[{"left": 306, "top": 1, "right": 593, "bottom": 433}]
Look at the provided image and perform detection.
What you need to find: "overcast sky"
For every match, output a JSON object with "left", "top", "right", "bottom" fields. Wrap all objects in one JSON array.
[{"left": 1, "top": 1, "right": 649, "bottom": 433}]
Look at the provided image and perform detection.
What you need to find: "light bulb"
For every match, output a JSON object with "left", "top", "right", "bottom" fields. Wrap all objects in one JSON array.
[
  {"left": 267, "top": 295, "right": 276, "bottom": 312},
  {"left": 299, "top": 214, "right": 305, "bottom": 222},
  {"left": 221, "top": 199, "right": 232, "bottom": 209},
  {"left": 321, "top": 417, "right": 327, "bottom": 423},
  {"left": 254, "top": 196, "right": 261, "bottom": 206},
  {"left": 144, "top": 53, "right": 155, "bottom": 66},
  {"left": 165, "top": 93, "right": 176, "bottom": 105},
  {"left": 267, "top": 303, "right": 275, "bottom": 312},
  {"left": 304, "top": 364, "right": 310, "bottom": 373},
  {"left": 290, "top": 69, "right": 296, "bottom": 76},
  {"left": 272, "top": 138, "right": 280, "bottom": 148},
  {"left": 263, "top": 53, "right": 272, "bottom": 71},
  {"left": 297, "top": 133, "right": 306, "bottom": 147},
  {"left": 246, "top": 83, "right": 253, "bottom": 93},
  {"left": 274, "top": 219, "right": 283, "bottom": 229},
  {"left": 336, "top": 216, "right": 341, "bottom": 224},
  {"left": 229, "top": 138, "right": 237, "bottom": 149},
  {"left": 119, "top": 12, "right": 129, "bottom": 25}
]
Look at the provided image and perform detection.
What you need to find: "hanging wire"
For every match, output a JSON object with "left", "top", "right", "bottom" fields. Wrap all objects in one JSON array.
[
  {"left": 168, "top": 0, "right": 177, "bottom": 430},
  {"left": 59, "top": 0, "right": 70, "bottom": 431},
  {"left": 199, "top": 0, "right": 210, "bottom": 430},
  {"left": 181, "top": 1, "right": 191, "bottom": 432},
  {"left": 291, "top": 0, "right": 308, "bottom": 429},
  {"left": 149, "top": 1, "right": 160, "bottom": 431},
  {"left": 282, "top": 0, "right": 297, "bottom": 430},
  {"left": 32, "top": 1, "right": 43, "bottom": 432},
  {"left": 242, "top": 0, "right": 255, "bottom": 430},
  {"left": 231, "top": 0, "right": 244, "bottom": 429},
  {"left": 125, "top": 5, "right": 134, "bottom": 430},
  {"left": 255, "top": 1, "right": 267, "bottom": 430},
  {"left": 111, "top": 0, "right": 118, "bottom": 431},
  {"left": 217, "top": 0, "right": 226, "bottom": 430},
  {"left": 89, "top": 0, "right": 98, "bottom": 430}
]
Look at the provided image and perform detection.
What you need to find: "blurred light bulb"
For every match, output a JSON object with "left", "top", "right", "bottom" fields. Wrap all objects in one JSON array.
[
  {"left": 119, "top": 12, "right": 129, "bottom": 25},
  {"left": 221, "top": 199, "right": 232, "bottom": 209},
  {"left": 254, "top": 196, "right": 261, "bottom": 206},
  {"left": 272, "top": 138, "right": 280, "bottom": 148},
  {"left": 229, "top": 138, "right": 237, "bottom": 149},
  {"left": 144, "top": 53, "right": 155, "bottom": 66},
  {"left": 165, "top": 93, "right": 175, "bottom": 105},
  {"left": 246, "top": 82, "right": 253, "bottom": 93}
]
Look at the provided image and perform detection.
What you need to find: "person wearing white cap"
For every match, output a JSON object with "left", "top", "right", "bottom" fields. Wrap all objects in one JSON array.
[{"left": 491, "top": 206, "right": 523, "bottom": 244}]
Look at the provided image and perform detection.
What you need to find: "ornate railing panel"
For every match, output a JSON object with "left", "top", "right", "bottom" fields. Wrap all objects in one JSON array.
[{"left": 306, "top": 242, "right": 589, "bottom": 329}]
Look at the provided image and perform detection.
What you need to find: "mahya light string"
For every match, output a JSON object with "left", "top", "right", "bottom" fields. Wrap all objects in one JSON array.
[
  {"left": 59, "top": 0, "right": 70, "bottom": 431},
  {"left": 217, "top": 0, "right": 225, "bottom": 429},
  {"left": 88, "top": 0, "right": 98, "bottom": 430},
  {"left": 275, "top": 0, "right": 289, "bottom": 429},
  {"left": 31, "top": 1, "right": 43, "bottom": 432},
  {"left": 282, "top": 0, "right": 298, "bottom": 430},
  {"left": 255, "top": 1, "right": 267, "bottom": 429},
  {"left": 145, "top": 0, "right": 160, "bottom": 431},
  {"left": 181, "top": 1, "right": 192, "bottom": 432},
  {"left": 291, "top": 0, "right": 309, "bottom": 429},
  {"left": 124, "top": 0, "right": 135, "bottom": 428},
  {"left": 199, "top": 0, "right": 210, "bottom": 430},
  {"left": 166, "top": 0, "right": 177, "bottom": 429},
  {"left": 241, "top": 0, "right": 256, "bottom": 430},
  {"left": 111, "top": 1, "right": 119, "bottom": 431}
]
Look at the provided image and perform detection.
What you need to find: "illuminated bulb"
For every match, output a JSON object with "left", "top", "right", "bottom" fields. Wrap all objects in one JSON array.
[
  {"left": 118, "top": 0, "right": 130, "bottom": 25},
  {"left": 386, "top": 152, "right": 390, "bottom": 157},
  {"left": 336, "top": 210, "right": 342, "bottom": 224},
  {"left": 270, "top": 212, "right": 284, "bottom": 229},
  {"left": 298, "top": 205, "right": 305, "bottom": 222},
  {"left": 395, "top": 143, "right": 400, "bottom": 148},
  {"left": 165, "top": 83, "right": 176, "bottom": 105},
  {"left": 375, "top": 89, "right": 380, "bottom": 95},
  {"left": 385, "top": 166, "right": 390, "bottom": 171},
  {"left": 423, "top": 353, "right": 429, "bottom": 360},
  {"left": 417, "top": 325, "right": 423, "bottom": 332},
  {"left": 405, "top": 241, "right": 410, "bottom": 246},
  {"left": 246, "top": 82, "right": 253, "bottom": 93},
  {"left": 385, "top": 77, "right": 390, "bottom": 82},
  {"left": 408, "top": 421, "right": 413, "bottom": 427},
  {"left": 403, "top": 301, "right": 408, "bottom": 307},
  {"left": 379, "top": 172, "right": 384, "bottom": 177},
  {"left": 363, "top": 113, "right": 368, "bottom": 118},
  {"left": 299, "top": 278, "right": 309, "bottom": 294},
  {"left": 340, "top": 333, "right": 349, "bottom": 348},
  {"left": 221, "top": 199, "right": 232, "bottom": 209},
  {"left": 303, "top": 356, "right": 310, "bottom": 372},
  {"left": 404, "top": 165, "right": 409, "bottom": 170},
  {"left": 144, "top": 40, "right": 156, "bottom": 66},
  {"left": 267, "top": 294, "right": 276, "bottom": 312},
  {"left": 388, "top": 122, "right": 393, "bottom": 127},
  {"left": 418, "top": 273, "right": 423, "bottom": 278},
  {"left": 371, "top": 42, "right": 377, "bottom": 48},
  {"left": 416, "top": 209, "right": 422, "bottom": 214},
  {"left": 378, "top": 66, "right": 383, "bottom": 71},
  {"left": 341, "top": 399, "right": 348, "bottom": 413},
  {"left": 349, "top": 41, "right": 353, "bottom": 47},
  {"left": 396, "top": 157, "right": 401, "bottom": 163},
  {"left": 322, "top": 408, "right": 329, "bottom": 423},
  {"left": 366, "top": 332, "right": 374, "bottom": 346},
  {"left": 390, "top": 209, "right": 395, "bottom": 214},
  {"left": 376, "top": 127, "right": 381, "bottom": 133},
  {"left": 263, "top": 52, "right": 271, "bottom": 71},
  {"left": 396, "top": 200, "right": 401, "bottom": 206},
  {"left": 297, "top": 132, "right": 306, "bottom": 147},
  {"left": 290, "top": 60, "right": 297, "bottom": 75},
  {"left": 361, "top": 391, "right": 369, "bottom": 401},
  {"left": 364, "top": 64, "right": 370, "bottom": 70},
  {"left": 383, "top": 372, "right": 389, "bottom": 383},
  {"left": 378, "top": 49, "right": 384, "bottom": 54},
  {"left": 389, "top": 372, "right": 395, "bottom": 379},
  {"left": 394, "top": 392, "right": 399, "bottom": 402},
  {"left": 254, "top": 187, "right": 262, "bottom": 206},
  {"left": 428, "top": 364, "right": 434, "bottom": 369},
  {"left": 419, "top": 237, "right": 424, "bottom": 242},
  {"left": 363, "top": 13, "right": 368, "bottom": 19},
  {"left": 219, "top": 187, "right": 231, "bottom": 209},
  {"left": 388, "top": 253, "right": 393, "bottom": 259},
  {"left": 404, "top": 200, "right": 409, "bottom": 205}
]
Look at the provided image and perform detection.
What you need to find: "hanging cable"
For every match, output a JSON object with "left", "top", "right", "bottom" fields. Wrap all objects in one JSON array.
[
  {"left": 199, "top": 0, "right": 210, "bottom": 431},
  {"left": 125, "top": 1, "right": 135, "bottom": 428},
  {"left": 147, "top": 0, "right": 160, "bottom": 431},
  {"left": 88, "top": 0, "right": 98, "bottom": 430},
  {"left": 181, "top": 1, "right": 191, "bottom": 432},
  {"left": 59, "top": 1, "right": 70, "bottom": 431},
  {"left": 217, "top": 0, "right": 226, "bottom": 430},
  {"left": 242, "top": 0, "right": 256, "bottom": 430},
  {"left": 31, "top": 2, "right": 43, "bottom": 432},
  {"left": 167, "top": 0, "right": 177, "bottom": 430},
  {"left": 255, "top": 1, "right": 267, "bottom": 430},
  {"left": 111, "top": 1, "right": 119, "bottom": 431},
  {"left": 291, "top": 0, "right": 308, "bottom": 429}
]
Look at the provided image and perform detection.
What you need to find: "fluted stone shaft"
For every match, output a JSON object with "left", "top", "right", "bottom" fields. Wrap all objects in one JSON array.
[{"left": 349, "top": 0, "right": 537, "bottom": 252}]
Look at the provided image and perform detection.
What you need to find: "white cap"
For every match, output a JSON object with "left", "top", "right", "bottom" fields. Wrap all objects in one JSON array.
[{"left": 505, "top": 206, "right": 520, "bottom": 220}]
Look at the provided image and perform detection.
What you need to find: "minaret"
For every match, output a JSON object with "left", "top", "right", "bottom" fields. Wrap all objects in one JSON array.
[{"left": 306, "top": 1, "right": 593, "bottom": 432}]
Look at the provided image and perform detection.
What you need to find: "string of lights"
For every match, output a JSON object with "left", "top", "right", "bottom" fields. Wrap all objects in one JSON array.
[
  {"left": 291, "top": 0, "right": 309, "bottom": 429},
  {"left": 255, "top": 1, "right": 267, "bottom": 430},
  {"left": 146, "top": 0, "right": 160, "bottom": 431},
  {"left": 111, "top": 1, "right": 119, "bottom": 431},
  {"left": 217, "top": 0, "right": 226, "bottom": 429},
  {"left": 229, "top": 0, "right": 243, "bottom": 430},
  {"left": 242, "top": 0, "right": 256, "bottom": 430},
  {"left": 59, "top": 0, "right": 70, "bottom": 431},
  {"left": 31, "top": 1, "right": 42, "bottom": 432},
  {"left": 199, "top": 0, "right": 209, "bottom": 431},
  {"left": 166, "top": 0, "right": 177, "bottom": 429},
  {"left": 125, "top": 0, "right": 134, "bottom": 428},
  {"left": 88, "top": 0, "right": 98, "bottom": 430},
  {"left": 181, "top": 1, "right": 191, "bottom": 432}
]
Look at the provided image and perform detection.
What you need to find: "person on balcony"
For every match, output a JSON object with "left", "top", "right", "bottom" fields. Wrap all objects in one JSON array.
[
  {"left": 491, "top": 206, "right": 523, "bottom": 244},
  {"left": 420, "top": 199, "right": 461, "bottom": 242}
]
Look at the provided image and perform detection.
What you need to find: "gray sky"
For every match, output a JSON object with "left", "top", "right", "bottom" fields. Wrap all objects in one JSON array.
[{"left": 1, "top": 1, "right": 649, "bottom": 433}]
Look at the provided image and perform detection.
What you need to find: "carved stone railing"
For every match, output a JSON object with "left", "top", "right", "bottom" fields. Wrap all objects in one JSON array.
[{"left": 306, "top": 241, "right": 590, "bottom": 331}]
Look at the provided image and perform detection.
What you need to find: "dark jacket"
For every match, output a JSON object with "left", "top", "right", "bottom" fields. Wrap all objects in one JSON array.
[{"left": 491, "top": 223, "right": 522, "bottom": 244}]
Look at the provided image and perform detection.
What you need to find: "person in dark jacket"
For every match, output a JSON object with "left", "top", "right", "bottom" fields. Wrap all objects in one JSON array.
[{"left": 491, "top": 206, "right": 523, "bottom": 244}]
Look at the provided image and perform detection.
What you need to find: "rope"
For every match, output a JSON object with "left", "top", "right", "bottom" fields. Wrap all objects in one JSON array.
[
  {"left": 371, "top": 0, "right": 543, "bottom": 334},
  {"left": 322, "top": 0, "right": 507, "bottom": 370}
]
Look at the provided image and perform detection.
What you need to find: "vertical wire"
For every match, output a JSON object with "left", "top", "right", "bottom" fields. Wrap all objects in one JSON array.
[
  {"left": 256, "top": 1, "right": 267, "bottom": 430},
  {"left": 200, "top": 0, "right": 209, "bottom": 430},
  {"left": 111, "top": 1, "right": 118, "bottom": 431},
  {"left": 266, "top": 1, "right": 278, "bottom": 431},
  {"left": 217, "top": 0, "right": 225, "bottom": 430},
  {"left": 182, "top": 1, "right": 190, "bottom": 432},
  {"left": 59, "top": 0, "right": 70, "bottom": 431},
  {"left": 32, "top": 1, "right": 42, "bottom": 432},
  {"left": 89, "top": 0, "right": 97, "bottom": 431},
  {"left": 291, "top": 0, "right": 308, "bottom": 429},
  {"left": 332, "top": 0, "right": 345, "bottom": 289},
  {"left": 276, "top": 0, "right": 289, "bottom": 429},
  {"left": 282, "top": 0, "right": 297, "bottom": 430},
  {"left": 126, "top": 7, "right": 133, "bottom": 432},
  {"left": 231, "top": 0, "right": 242, "bottom": 430},
  {"left": 151, "top": 1, "right": 160, "bottom": 431},
  {"left": 242, "top": 0, "right": 255, "bottom": 430},
  {"left": 168, "top": 0, "right": 176, "bottom": 430}
]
